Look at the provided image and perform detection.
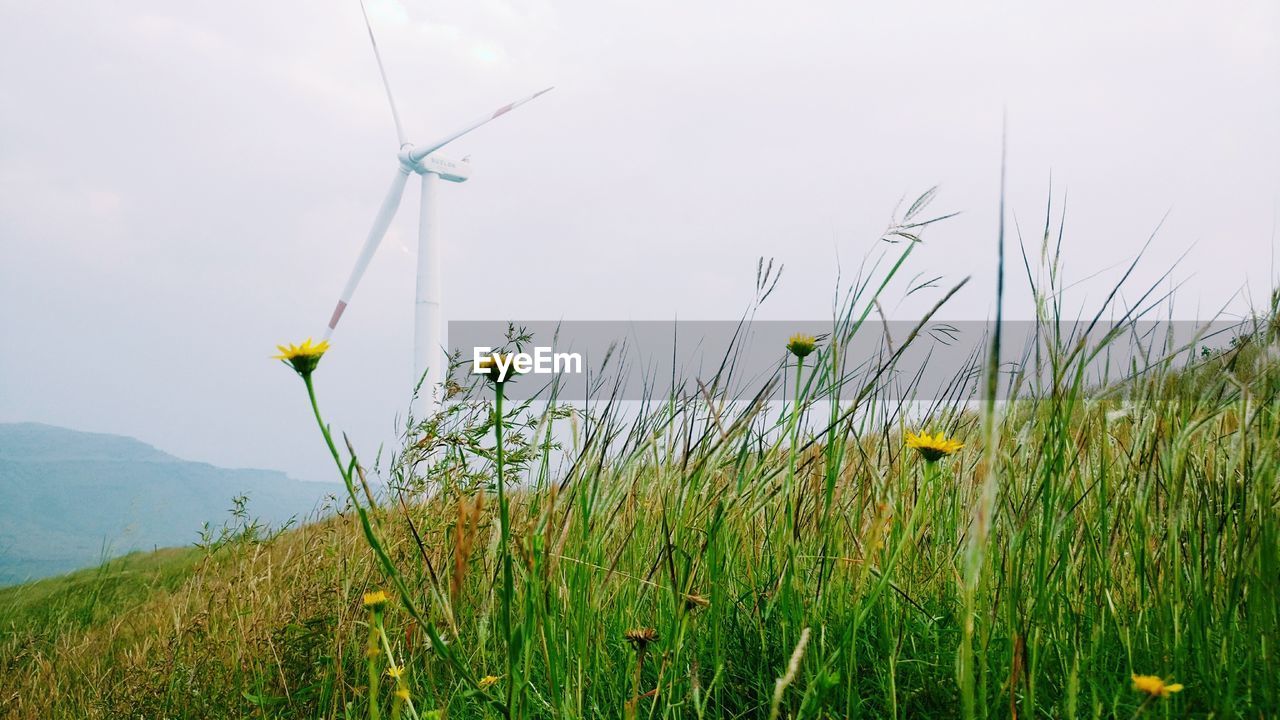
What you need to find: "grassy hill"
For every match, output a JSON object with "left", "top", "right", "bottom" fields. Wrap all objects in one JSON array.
[
  {"left": 1, "top": 329, "right": 1276, "bottom": 718},
  {"left": 0, "top": 423, "right": 338, "bottom": 585},
  {"left": 2, "top": 227, "right": 1278, "bottom": 717}
]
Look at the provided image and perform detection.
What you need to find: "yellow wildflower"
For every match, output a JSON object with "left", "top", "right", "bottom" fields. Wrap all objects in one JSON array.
[
  {"left": 476, "top": 352, "right": 520, "bottom": 384},
  {"left": 477, "top": 674, "right": 501, "bottom": 690},
  {"left": 905, "top": 430, "right": 964, "bottom": 462},
  {"left": 387, "top": 666, "right": 405, "bottom": 679},
  {"left": 362, "top": 590, "right": 391, "bottom": 609},
  {"left": 395, "top": 688, "right": 411, "bottom": 701},
  {"left": 1132, "top": 674, "right": 1184, "bottom": 698},
  {"left": 272, "top": 337, "right": 330, "bottom": 377},
  {"left": 786, "top": 333, "right": 818, "bottom": 359}
]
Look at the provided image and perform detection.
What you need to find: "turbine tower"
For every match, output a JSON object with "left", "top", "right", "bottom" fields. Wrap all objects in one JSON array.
[{"left": 323, "top": 1, "right": 552, "bottom": 411}]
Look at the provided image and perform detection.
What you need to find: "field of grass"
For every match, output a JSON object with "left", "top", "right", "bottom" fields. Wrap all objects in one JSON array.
[{"left": 2, "top": 198, "right": 1277, "bottom": 719}]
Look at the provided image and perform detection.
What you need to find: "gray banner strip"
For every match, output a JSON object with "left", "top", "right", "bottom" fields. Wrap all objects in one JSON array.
[{"left": 446, "top": 320, "right": 1258, "bottom": 401}]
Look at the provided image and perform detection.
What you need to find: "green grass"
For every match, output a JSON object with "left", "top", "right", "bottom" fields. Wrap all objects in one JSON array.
[
  {"left": 0, "top": 547, "right": 201, "bottom": 637},
  {"left": 2, "top": 191, "right": 1277, "bottom": 719}
]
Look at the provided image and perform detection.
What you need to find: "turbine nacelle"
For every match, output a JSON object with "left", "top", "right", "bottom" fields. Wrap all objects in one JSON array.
[{"left": 398, "top": 148, "right": 471, "bottom": 183}]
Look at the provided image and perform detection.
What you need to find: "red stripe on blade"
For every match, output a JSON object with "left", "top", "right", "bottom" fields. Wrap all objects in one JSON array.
[{"left": 328, "top": 301, "right": 348, "bottom": 329}]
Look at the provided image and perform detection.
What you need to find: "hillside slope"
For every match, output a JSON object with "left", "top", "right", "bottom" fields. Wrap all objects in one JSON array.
[{"left": 0, "top": 423, "right": 338, "bottom": 584}]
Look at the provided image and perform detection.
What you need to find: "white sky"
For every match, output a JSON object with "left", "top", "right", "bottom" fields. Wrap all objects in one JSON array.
[{"left": 1, "top": 0, "right": 1277, "bottom": 480}]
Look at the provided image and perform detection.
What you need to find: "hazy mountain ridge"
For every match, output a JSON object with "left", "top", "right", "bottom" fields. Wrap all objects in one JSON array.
[{"left": 0, "top": 423, "right": 337, "bottom": 585}]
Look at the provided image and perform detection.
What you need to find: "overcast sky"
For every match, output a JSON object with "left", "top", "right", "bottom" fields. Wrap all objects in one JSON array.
[{"left": 1, "top": 0, "right": 1276, "bottom": 481}]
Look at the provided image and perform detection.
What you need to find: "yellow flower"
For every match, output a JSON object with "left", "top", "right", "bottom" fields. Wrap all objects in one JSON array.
[
  {"left": 387, "top": 666, "right": 405, "bottom": 679},
  {"left": 363, "top": 590, "right": 391, "bottom": 609},
  {"left": 624, "top": 626, "right": 659, "bottom": 650},
  {"left": 786, "top": 333, "right": 818, "bottom": 359},
  {"left": 273, "top": 337, "right": 331, "bottom": 377},
  {"left": 394, "top": 687, "right": 411, "bottom": 701},
  {"left": 1132, "top": 674, "right": 1184, "bottom": 698},
  {"left": 476, "top": 352, "right": 520, "bottom": 384},
  {"left": 905, "top": 430, "right": 964, "bottom": 462},
  {"left": 477, "top": 674, "right": 501, "bottom": 690}
]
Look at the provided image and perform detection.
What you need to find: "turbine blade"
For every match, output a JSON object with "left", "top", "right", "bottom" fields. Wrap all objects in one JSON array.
[
  {"left": 359, "top": 0, "right": 408, "bottom": 147},
  {"left": 324, "top": 167, "right": 412, "bottom": 338},
  {"left": 408, "top": 86, "right": 554, "bottom": 162}
]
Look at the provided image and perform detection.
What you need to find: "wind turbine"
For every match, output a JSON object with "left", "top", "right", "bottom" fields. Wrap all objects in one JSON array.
[{"left": 322, "top": 1, "right": 552, "bottom": 411}]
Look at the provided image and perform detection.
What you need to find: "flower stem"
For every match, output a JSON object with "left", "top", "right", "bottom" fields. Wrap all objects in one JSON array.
[
  {"left": 378, "top": 625, "right": 419, "bottom": 720},
  {"left": 304, "top": 374, "right": 348, "bottom": 486},
  {"left": 367, "top": 609, "right": 383, "bottom": 720},
  {"left": 625, "top": 646, "right": 646, "bottom": 720},
  {"left": 301, "top": 372, "right": 511, "bottom": 719},
  {"left": 786, "top": 356, "right": 805, "bottom": 538},
  {"left": 493, "top": 382, "right": 516, "bottom": 711}
]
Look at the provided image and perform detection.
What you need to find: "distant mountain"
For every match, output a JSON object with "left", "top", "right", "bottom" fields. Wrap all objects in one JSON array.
[{"left": 0, "top": 423, "right": 338, "bottom": 585}]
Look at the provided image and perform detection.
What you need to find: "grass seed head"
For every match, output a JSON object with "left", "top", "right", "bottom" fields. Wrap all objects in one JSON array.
[
  {"left": 624, "top": 627, "right": 659, "bottom": 650},
  {"left": 684, "top": 593, "right": 710, "bottom": 611}
]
